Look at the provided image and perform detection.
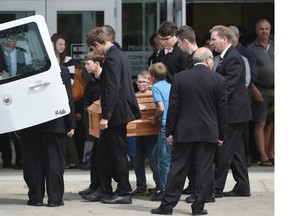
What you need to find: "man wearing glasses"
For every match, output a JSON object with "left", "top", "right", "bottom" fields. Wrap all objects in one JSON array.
[{"left": 155, "top": 21, "right": 189, "bottom": 84}]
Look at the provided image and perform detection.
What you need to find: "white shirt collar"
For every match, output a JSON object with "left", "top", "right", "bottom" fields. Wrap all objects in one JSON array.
[{"left": 220, "top": 44, "right": 232, "bottom": 59}]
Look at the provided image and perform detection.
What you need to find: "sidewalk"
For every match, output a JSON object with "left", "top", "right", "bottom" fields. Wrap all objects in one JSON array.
[{"left": 0, "top": 164, "right": 274, "bottom": 216}]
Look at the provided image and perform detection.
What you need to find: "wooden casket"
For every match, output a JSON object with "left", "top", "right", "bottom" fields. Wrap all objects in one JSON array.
[{"left": 87, "top": 92, "right": 161, "bottom": 138}]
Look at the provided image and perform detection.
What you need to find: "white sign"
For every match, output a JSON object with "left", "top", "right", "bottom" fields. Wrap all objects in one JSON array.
[{"left": 70, "top": 43, "right": 89, "bottom": 60}]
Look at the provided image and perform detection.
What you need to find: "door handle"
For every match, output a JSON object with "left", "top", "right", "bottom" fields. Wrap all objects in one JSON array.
[{"left": 29, "top": 81, "right": 51, "bottom": 90}]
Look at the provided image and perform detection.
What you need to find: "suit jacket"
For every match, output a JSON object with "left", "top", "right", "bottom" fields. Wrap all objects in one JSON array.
[
  {"left": 216, "top": 46, "right": 252, "bottom": 123},
  {"left": 235, "top": 42, "right": 257, "bottom": 84},
  {"left": 101, "top": 45, "right": 141, "bottom": 127},
  {"left": 166, "top": 64, "right": 227, "bottom": 143},
  {"left": 22, "top": 64, "right": 76, "bottom": 134},
  {"left": 155, "top": 42, "right": 189, "bottom": 83}
]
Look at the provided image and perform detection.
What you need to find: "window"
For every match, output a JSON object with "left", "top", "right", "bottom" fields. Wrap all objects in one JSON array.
[{"left": 0, "top": 22, "right": 50, "bottom": 84}]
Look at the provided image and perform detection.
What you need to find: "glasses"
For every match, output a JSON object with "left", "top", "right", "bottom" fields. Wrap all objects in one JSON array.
[
  {"left": 137, "top": 80, "right": 150, "bottom": 84},
  {"left": 158, "top": 36, "right": 172, "bottom": 41}
]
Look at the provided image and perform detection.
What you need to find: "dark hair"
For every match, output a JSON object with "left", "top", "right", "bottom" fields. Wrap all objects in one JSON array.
[
  {"left": 176, "top": 25, "right": 196, "bottom": 44},
  {"left": 149, "top": 33, "right": 158, "bottom": 47},
  {"left": 157, "top": 21, "right": 178, "bottom": 37},
  {"left": 86, "top": 27, "right": 108, "bottom": 47},
  {"left": 51, "top": 33, "right": 67, "bottom": 64},
  {"left": 102, "top": 25, "right": 116, "bottom": 42},
  {"left": 85, "top": 51, "right": 104, "bottom": 67}
]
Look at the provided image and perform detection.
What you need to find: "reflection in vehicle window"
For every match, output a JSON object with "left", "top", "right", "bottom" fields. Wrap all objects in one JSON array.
[{"left": 0, "top": 22, "right": 51, "bottom": 83}]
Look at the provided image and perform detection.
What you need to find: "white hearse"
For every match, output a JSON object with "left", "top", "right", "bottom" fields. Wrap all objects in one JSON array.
[{"left": 0, "top": 15, "right": 70, "bottom": 134}]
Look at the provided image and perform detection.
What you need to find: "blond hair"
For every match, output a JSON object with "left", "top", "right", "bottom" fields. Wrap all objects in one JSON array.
[
  {"left": 137, "top": 70, "right": 151, "bottom": 80},
  {"left": 149, "top": 62, "right": 168, "bottom": 81},
  {"left": 209, "top": 25, "right": 234, "bottom": 42}
]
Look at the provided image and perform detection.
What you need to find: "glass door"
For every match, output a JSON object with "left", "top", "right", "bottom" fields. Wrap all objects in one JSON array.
[{"left": 46, "top": 0, "right": 116, "bottom": 62}]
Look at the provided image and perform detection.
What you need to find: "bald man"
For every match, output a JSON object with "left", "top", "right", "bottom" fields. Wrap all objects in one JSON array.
[{"left": 151, "top": 47, "right": 227, "bottom": 215}]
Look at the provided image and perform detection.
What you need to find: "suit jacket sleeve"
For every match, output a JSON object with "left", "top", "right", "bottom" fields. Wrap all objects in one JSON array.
[
  {"left": 165, "top": 78, "right": 180, "bottom": 137},
  {"left": 217, "top": 76, "right": 228, "bottom": 140},
  {"left": 60, "top": 64, "right": 76, "bottom": 130},
  {"left": 101, "top": 54, "right": 121, "bottom": 120}
]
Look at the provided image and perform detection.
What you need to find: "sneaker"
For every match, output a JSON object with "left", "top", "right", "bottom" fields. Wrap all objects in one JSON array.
[{"left": 131, "top": 187, "right": 148, "bottom": 196}]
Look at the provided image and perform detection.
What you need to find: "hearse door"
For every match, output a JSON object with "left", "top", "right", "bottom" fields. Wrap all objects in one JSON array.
[{"left": 0, "top": 15, "right": 70, "bottom": 134}]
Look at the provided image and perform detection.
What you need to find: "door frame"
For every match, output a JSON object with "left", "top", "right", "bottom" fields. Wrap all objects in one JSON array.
[
  {"left": 167, "top": 0, "right": 186, "bottom": 26},
  {"left": 46, "top": 0, "right": 116, "bottom": 37},
  {"left": 0, "top": 0, "right": 45, "bottom": 17},
  {"left": 0, "top": 0, "right": 117, "bottom": 43}
]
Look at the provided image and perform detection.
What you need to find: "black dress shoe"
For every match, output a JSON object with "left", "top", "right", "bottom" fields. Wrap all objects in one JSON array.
[
  {"left": 150, "top": 191, "right": 165, "bottom": 201},
  {"left": 182, "top": 185, "right": 194, "bottom": 194},
  {"left": 2, "top": 163, "right": 12, "bottom": 168},
  {"left": 185, "top": 194, "right": 215, "bottom": 203},
  {"left": 79, "top": 187, "right": 96, "bottom": 196},
  {"left": 148, "top": 185, "right": 161, "bottom": 195},
  {"left": 47, "top": 200, "right": 64, "bottom": 207},
  {"left": 151, "top": 207, "right": 172, "bottom": 215},
  {"left": 215, "top": 191, "right": 223, "bottom": 198},
  {"left": 102, "top": 194, "right": 132, "bottom": 204},
  {"left": 192, "top": 209, "right": 208, "bottom": 215},
  {"left": 82, "top": 191, "right": 107, "bottom": 202},
  {"left": 223, "top": 190, "right": 251, "bottom": 197},
  {"left": 27, "top": 200, "right": 43, "bottom": 207},
  {"left": 13, "top": 163, "right": 23, "bottom": 170}
]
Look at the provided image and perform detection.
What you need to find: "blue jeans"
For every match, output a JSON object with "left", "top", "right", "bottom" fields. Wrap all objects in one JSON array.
[
  {"left": 127, "top": 137, "right": 136, "bottom": 167},
  {"left": 152, "top": 126, "right": 172, "bottom": 192},
  {"left": 134, "top": 135, "right": 159, "bottom": 188}
]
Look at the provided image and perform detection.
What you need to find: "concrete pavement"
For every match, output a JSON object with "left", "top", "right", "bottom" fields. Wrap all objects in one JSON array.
[{"left": 0, "top": 164, "right": 274, "bottom": 216}]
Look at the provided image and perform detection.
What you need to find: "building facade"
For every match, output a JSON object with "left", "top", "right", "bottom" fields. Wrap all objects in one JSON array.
[{"left": 0, "top": 0, "right": 274, "bottom": 76}]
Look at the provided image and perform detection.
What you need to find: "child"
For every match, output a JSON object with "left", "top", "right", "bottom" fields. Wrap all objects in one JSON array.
[
  {"left": 131, "top": 70, "right": 160, "bottom": 196},
  {"left": 79, "top": 51, "right": 105, "bottom": 200},
  {"left": 148, "top": 62, "right": 172, "bottom": 201}
]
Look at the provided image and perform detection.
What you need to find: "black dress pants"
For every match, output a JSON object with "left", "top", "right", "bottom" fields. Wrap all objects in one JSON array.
[
  {"left": 0, "top": 133, "right": 12, "bottom": 167},
  {"left": 214, "top": 122, "right": 250, "bottom": 193},
  {"left": 97, "top": 124, "right": 131, "bottom": 195},
  {"left": 161, "top": 142, "right": 216, "bottom": 212},
  {"left": 21, "top": 132, "right": 66, "bottom": 203}
]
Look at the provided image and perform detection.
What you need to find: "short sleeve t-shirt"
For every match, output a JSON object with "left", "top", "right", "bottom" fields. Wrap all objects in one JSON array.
[{"left": 151, "top": 79, "right": 171, "bottom": 126}]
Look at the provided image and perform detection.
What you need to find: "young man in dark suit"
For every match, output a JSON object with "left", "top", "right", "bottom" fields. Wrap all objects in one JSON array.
[
  {"left": 20, "top": 64, "right": 76, "bottom": 207},
  {"left": 86, "top": 27, "right": 141, "bottom": 204},
  {"left": 175, "top": 25, "right": 198, "bottom": 197},
  {"left": 151, "top": 47, "right": 227, "bottom": 215},
  {"left": 155, "top": 21, "right": 189, "bottom": 84},
  {"left": 210, "top": 25, "right": 252, "bottom": 198}
]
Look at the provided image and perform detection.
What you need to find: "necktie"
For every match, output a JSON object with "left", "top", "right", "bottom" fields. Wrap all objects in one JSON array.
[
  {"left": 212, "top": 55, "right": 220, "bottom": 71},
  {"left": 6, "top": 54, "right": 11, "bottom": 74},
  {"left": 219, "top": 56, "right": 225, "bottom": 65}
]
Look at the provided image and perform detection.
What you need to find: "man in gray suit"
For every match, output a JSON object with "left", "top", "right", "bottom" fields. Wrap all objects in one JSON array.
[{"left": 151, "top": 47, "right": 227, "bottom": 215}]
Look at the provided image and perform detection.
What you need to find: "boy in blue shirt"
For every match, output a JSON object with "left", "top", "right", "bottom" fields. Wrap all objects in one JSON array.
[{"left": 148, "top": 62, "right": 172, "bottom": 201}]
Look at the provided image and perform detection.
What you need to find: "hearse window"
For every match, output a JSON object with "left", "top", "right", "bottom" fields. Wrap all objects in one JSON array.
[{"left": 0, "top": 22, "right": 51, "bottom": 84}]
